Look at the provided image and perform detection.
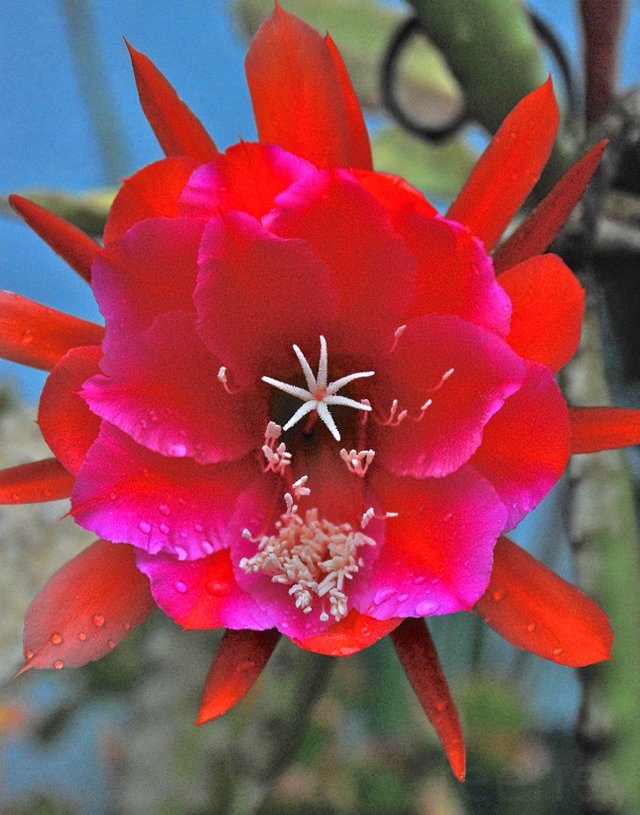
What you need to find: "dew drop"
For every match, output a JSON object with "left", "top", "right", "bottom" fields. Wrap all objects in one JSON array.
[
  {"left": 149, "top": 410, "right": 159, "bottom": 422},
  {"left": 359, "top": 625, "right": 370, "bottom": 636},
  {"left": 50, "top": 633, "right": 63, "bottom": 645},
  {"left": 53, "top": 659, "right": 64, "bottom": 670},
  {"left": 175, "top": 580, "right": 188, "bottom": 594},
  {"left": 416, "top": 599, "right": 439, "bottom": 616},
  {"left": 21, "top": 328, "right": 34, "bottom": 344},
  {"left": 492, "top": 589, "right": 505, "bottom": 602},
  {"left": 159, "top": 523, "right": 170, "bottom": 535},
  {"left": 107, "top": 639, "right": 116, "bottom": 649},
  {"left": 201, "top": 540, "right": 214, "bottom": 555},
  {"left": 398, "top": 593, "right": 409, "bottom": 602},
  {"left": 168, "top": 442, "right": 187, "bottom": 457},
  {"left": 206, "top": 580, "right": 230, "bottom": 597},
  {"left": 552, "top": 647, "right": 564, "bottom": 657},
  {"left": 158, "top": 503, "right": 171, "bottom": 516},
  {"left": 443, "top": 512, "right": 453, "bottom": 522},
  {"left": 78, "top": 632, "right": 87, "bottom": 641},
  {"left": 527, "top": 623, "right": 536, "bottom": 633},
  {"left": 194, "top": 523, "right": 204, "bottom": 533},
  {"left": 373, "top": 587, "right": 395, "bottom": 605},
  {"left": 25, "top": 649, "right": 34, "bottom": 661},
  {"left": 42, "top": 488, "right": 53, "bottom": 498},
  {"left": 435, "top": 700, "right": 448, "bottom": 712},
  {"left": 123, "top": 622, "right": 131, "bottom": 631},
  {"left": 175, "top": 546, "right": 187, "bottom": 561},
  {"left": 414, "top": 576, "right": 426, "bottom": 585},
  {"left": 138, "top": 520, "right": 152, "bottom": 534},
  {"left": 109, "top": 492, "right": 117, "bottom": 500},
  {"left": 92, "top": 614, "right": 105, "bottom": 628},
  {"left": 10, "top": 492, "right": 21, "bottom": 503}
]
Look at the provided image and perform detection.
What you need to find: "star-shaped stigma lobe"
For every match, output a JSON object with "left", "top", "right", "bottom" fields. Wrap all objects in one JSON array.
[{"left": 262, "top": 336, "right": 373, "bottom": 441}]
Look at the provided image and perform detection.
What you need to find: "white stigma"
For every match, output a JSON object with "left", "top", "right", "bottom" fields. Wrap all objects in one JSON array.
[{"left": 261, "top": 336, "right": 374, "bottom": 442}]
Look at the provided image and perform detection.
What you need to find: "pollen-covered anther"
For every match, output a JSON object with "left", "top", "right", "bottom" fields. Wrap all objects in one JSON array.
[
  {"left": 239, "top": 507, "right": 376, "bottom": 623},
  {"left": 361, "top": 506, "right": 399, "bottom": 529},
  {"left": 261, "top": 421, "right": 292, "bottom": 474},
  {"left": 262, "top": 336, "right": 374, "bottom": 442},
  {"left": 340, "top": 448, "right": 375, "bottom": 477}
]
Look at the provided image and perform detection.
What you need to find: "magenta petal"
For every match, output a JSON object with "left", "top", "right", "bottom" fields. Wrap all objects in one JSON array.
[
  {"left": 136, "top": 548, "right": 272, "bottom": 631},
  {"left": 194, "top": 211, "right": 339, "bottom": 385},
  {"left": 72, "top": 424, "right": 260, "bottom": 560},
  {"left": 470, "top": 361, "right": 570, "bottom": 529},
  {"left": 355, "top": 466, "right": 506, "bottom": 618},
  {"left": 370, "top": 315, "right": 525, "bottom": 478},
  {"left": 92, "top": 218, "right": 204, "bottom": 349},
  {"left": 179, "top": 142, "right": 314, "bottom": 220},
  {"left": 81, "top": 310, "right": 267, "bottom": 463},
  {"left": 265, "top": 168, "right": 416, "bottom": 357}
]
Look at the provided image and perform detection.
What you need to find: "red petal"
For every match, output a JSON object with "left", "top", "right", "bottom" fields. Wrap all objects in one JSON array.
[
  {"left": 126, "top": 41, "right": 218, "bottom": 162},
  {"left": 569, "top": 406, "right": 640, "bottom": 453},
  {"left": 19, "top": 539, "right": 154, "bottom": 673},
  {"left": 475, "top": 536, "right": 613, "bottom": 666},
  {"left": 196, "top": 629, "right": 281, "bottom": 723},
  {"left": 0, "top": 291, "right": 103, "bottom": 371},
  {"left": 103, "top": 157, "right": 198, "bottom": 244},
  {"left": 391, "top": 618, "right": 465, "bottom": 781},
  {"left": 499, "top": 254, "right": 584, "bottom": 371},
  {"left": 38, "top": 346, "right": 102, "bottom": 475},
  {"left": 494, "top": 141, "right": 607, "bottom": 271},
  {"left": 0, "top": 458, "right": 74, "bottom": 504},
  {"left": 9, "top": 195, "right": 100, "bottom": 283},
  {"left": 470, "top": 362, "right": 570, "bottom": 529},
  {"left": 245, "top": 4, "right": 371, "bottom": 169},
  {"left": 293, "top": 611, "right": 401, "bottom": 656},
  {"left": 447, "top": 79, "right": 559, "bottom": 250}
]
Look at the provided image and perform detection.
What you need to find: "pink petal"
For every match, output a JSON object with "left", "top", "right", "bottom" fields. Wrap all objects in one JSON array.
[
  {"left": 370, "top": 315, "right": 525, "bottom": 478},
  {"left": 470, "top": 361, "right": 570, "bottom": 529},
  {"left": 179, "top": 142, "right": 314, "bottom": 220},
  {"left": 136, "top": 547, "right": 271, "bottom": 631},
  {"left": 92, "top": 218, "right": 204, "bottom": 350},
  {"left": 38, "top": 345, "right": 102, "bottom": 475},
  {"left": 265, "top": 168, "right": 416, "bottom": 357},
  {"left": 19, "top": 539, "right": 154, "bottom": 672},
  {"left": 195, "top": 211, "right": 339, "bottom": 385},
  {"left": 72, "top": 424, "right": 260, "bottom": 560},
  {"left": 353, "top": 466, "right": 506, "bottom": 619},
  {"left": 81, "top": 310, "right": 267, "bottom": 464}
]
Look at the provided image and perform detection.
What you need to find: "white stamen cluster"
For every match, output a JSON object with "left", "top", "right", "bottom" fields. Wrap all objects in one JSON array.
[
  {"left": 340, "top": 447, "right": 375, "bottom": 477},
  {"left": 240, "top": 505, "right": 376, "bottom": 623},
  {"left": 261, "top": 422, "right": 291, "bottom": 474},
  {"left": 262, "top": 336, "right": 373, "bottom": 442}
]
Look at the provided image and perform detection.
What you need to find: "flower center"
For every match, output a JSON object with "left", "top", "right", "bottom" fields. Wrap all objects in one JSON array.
[
  {"left": 261, "top": 336, "right": 374, "bottom": 441},
  {"left": 240, "top": 502, "right": 375, "bottom": 623}
]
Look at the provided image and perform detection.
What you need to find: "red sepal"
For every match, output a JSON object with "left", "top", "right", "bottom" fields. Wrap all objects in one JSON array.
[
  {"left": 475, "top": 537, "right": 612, "bottom": 667},
  {"left": 245, "top": 3, "right": 372, "bottom": 169},
  {"left": 391, "top": 618, "right": 465, "bottom": 781},
  {"left": 9, "top": 195, "right": 100, "bottom": 283},
  {"left": 126, "top": 41, "right": 218, "bottom": 162},
  {"left": 196, "top": 629, "right": 281, "bottom": 724},
  {"left": 569, "top": 406, "right": 640, "bottom": 453},
  {"left": 0, "top": 458, "right": 74, "bottom": 504},
  {"left": 494, "top": 140, "right": 607, "bottom": 272},
  {"left": 447, "top": 79, "right": 559, "bottom": 250},
  {"left": 18, "top": 539, "right": 155, "bottom": 673},
  {"left": 0, "top": 291, "right": 103, "bottom": 371}
]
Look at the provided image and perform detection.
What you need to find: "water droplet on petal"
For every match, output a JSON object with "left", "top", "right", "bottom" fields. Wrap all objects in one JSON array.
[
  {"left": 51, "top": 633, "right": 63, "bottom": 645},
  {"left": 374, "top": 587, "right": 395, "bottom": 605},
  {"left": 158, "top": 503, "right": 170, "bottom": 516},
  {"left": 92, "top": 614, "right": 105, "bottom": 628},
  {"left": 415, "top": 599, "right": 440, "bottom": 616},
  {"left": 123, "top": 622, "right": 131, "bottom": 631},
  {"left": 194, "top": 523, "right": 204, "bottom": 533},
  {"left": 21, "top": 328, "right": 34, "bottom": 344},
  {"left": 398, "top": 593, "right": 409, "bottom": 602},
  {"left": 53, "top": 659, "right": 64, "bottom": 670},
  {"left": 42, "top": 488, "right": 53, "bottom": 498},
  {"left": 443, "top": 512, "right": 453, "bottom": 522},
  {"left": 175, "top": 546, "right": 187, "bottom": 561},
  {"left": 159, "top": 523, "right": 170, "bottom": 535},
  {"left": 168, "top": 443, "right": 187, "bottom": 457},
  {"left": 201, "top": 541, "right": 214, "bottom": 555},
  {"left": 25, "top": 650, "right": 34, "bottom": 661},
  {"left": 206, "top": 580, "right": 230, "bottom": 597},
  {"left": 175, "top": 580, "right": 188, "bottom": 594},
  {"left": 435, "top": 700, "right": 448, "bottom": 712},
  {"left": 552, "top": 647, "right": 564, "bottom": 657},
  {"left": 149, "top": 410, "right": 159, "bottom": 422},
  {"left": 527, "top": 622, "right": 536, "bottom": 633},
  {"left": 107, "top": 639, "right": 115, "bottom": 649},
  {"left": 492, "top": 589, "right": 505, "bottom": 602},
  {"left": 414, "top": 575, "right": 426, "bottom": 585},
  {"left": 10, "top": 492, "right": 20, "bottom": 503},
  {"left": 138, "top": 521, "right": 152, "bottom": 534},
  {"left": 78, "top": 632, "right": 87, "bottom": 641},
  {"left": 109, "top": 492, "right": 117, "bottom": 500}
]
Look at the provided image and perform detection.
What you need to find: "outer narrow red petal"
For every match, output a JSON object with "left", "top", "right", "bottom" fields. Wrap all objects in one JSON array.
[
  {"left": 245, "top": 4, "right": 372, "bottom": 169},
  {"left": 494, "top": 140, "right": 607, "bottom": 272},
  {"left": 499, "top": 254, "right": 585, "bottom": 371},
  {"left": 9, "top": 195, "right": 100, "bottom": 283},
  {"left": 103, "top": 157, "right": 198, "bottom": 245},
  {"left": 38, "top": 346, "right": 102, "bottom": 475},
  {"left": 0, "top": 291, "right": 103, "bottom": 371},
  {"left": 126, "top": 41, "right": 218, "bottom": 163},
  {"left": 569, "top": 407, "right": 640, "bottom": 453},
  {"left": 0, "top": 458, "right": 74, "bottom": 504},
  {"left": 475, "top": 537, "right": 612, "bottom": 667},
  {"left": 447, "top": 79, "right": 559, "bottom": 250},
  {"left": 294, "top": 611, "right": 401, "bottom": 656},
  {"left": 391, "top": 618, "right": 465, "bottom": 782},
  {"left": 196, "top": 629, "right": 281, "bottom": 724},
  {"left": 18, "top": 539, "right": 155, "bottom": 673}
]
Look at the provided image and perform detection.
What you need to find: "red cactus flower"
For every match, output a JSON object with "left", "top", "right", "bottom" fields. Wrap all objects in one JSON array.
[{"left": 1, "top": 5, "right": 636, "bottom": 782}]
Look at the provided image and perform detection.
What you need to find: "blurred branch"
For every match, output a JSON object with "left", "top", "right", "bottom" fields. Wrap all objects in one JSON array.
[{"left": 580, "top": 0, "right": 627, "bottom": 124}]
